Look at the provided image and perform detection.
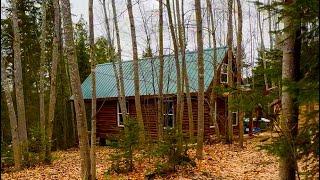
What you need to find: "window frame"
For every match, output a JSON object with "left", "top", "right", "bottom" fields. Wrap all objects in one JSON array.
[
  {"left": 163, "top": 100, "right": 174, "bottom": 129},
  {"left": 232, "top": 111, "right": 238, "bottom": 126},
  {"left": 210, "top": 101, "right": 217, "bottom": 128},
  {"left": 117, "top": 101, "right": 129, "bottom": 127},
  {"left": 220, "top": 63, "right": 228, "bottom": 84}
]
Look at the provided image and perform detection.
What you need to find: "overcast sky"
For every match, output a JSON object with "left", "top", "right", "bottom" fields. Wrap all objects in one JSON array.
[{"left": 70, "top": 0, "right": 272, "bottom": 67}]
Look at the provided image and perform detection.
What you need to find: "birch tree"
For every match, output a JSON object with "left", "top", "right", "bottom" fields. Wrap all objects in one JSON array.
[
  {"left": 126, "top": 0, "right": 145, "bottom": 144},
  {"left": 46, "top": 0, "right": 60, "bottom": 160},
  {"left": 110, "top": 0, "right": 128, "bottom": 130},
  {"left": 1, "top": 57, "right": 21, "bottom": 170},
  {"left": 195, "top": 0, "right": 204, "bottom": 159},
  {"left": 89, "top": 0, "right": 96, "bottom": 179},
  {"left": 39, "top": 0, "right": 47, "bottom": 161},
  {"left": 11, "top": 0, "right": 28, "bottom": 161},
  {"left": 60, "top": 0, "right": 91, "bottom": 178}
]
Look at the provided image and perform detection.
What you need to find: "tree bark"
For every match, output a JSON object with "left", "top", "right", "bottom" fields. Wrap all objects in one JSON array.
[
  {"left": 1, "top": 57, "right": 21, "bottom": 170},
  {"left": 206, "top": 0, "right": 221, "bottom": 142},
  {"left": 11, "top": 0, "right": 28, "bottom": 162},
  {"left": 236, "top": 0, "right": 244, "bottom": 148},
  {"left": 126, "top": 0, "right": 145, "bottom": 144},
  {"left": 157, "top": 0, "right": 164, "bottom": 141},
  {"left": 60, "top": 0, "right": 91, "bottom": 178},
  {"left": 110, "top": 0, "right": 128, "bottom": 129},
  {"left": 257, "top": 7, "right": 268, "bottom": 90},
  {"left": 181, "top": 0, "right": 194, "bottom": 143},
  {"left": 195, "top": 0, "right": 204, "bottom": 159},
  {"left": 279, "top": 0, "right": 300, "bottom": 179},
  {"left": 89, "top": 0, "right": 96, "bottom": 179},
  {"left": 165, "top": 0, "right": 182, "bottom": 144},
  {"left": 39, "top": 0, "right": 47, "bottom": 161},
  {"left": 226, "top": 0, "right": 234, "bottom": 144},
  {"left": 46, "top": 0, "right": 60, "bottom": 161}
]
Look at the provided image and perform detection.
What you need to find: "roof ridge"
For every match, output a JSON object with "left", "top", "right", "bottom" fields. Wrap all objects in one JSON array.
[{"left": 96, "top": 46, "right": 227, "bottom": 67}]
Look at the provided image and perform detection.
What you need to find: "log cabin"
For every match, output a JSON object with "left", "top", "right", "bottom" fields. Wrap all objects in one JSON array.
[{"left": 75, "top": 47, "right": 239, "bottom": 144}]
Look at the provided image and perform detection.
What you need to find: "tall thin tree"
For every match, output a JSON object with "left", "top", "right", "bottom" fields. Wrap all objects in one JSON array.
[
  {"left": 11, "top": 0, "right": 28, "bottom": 161},
  {"left": 206, "top": 0, "right": 221, "bottom": 142},
  {"left": 39, "top": 0, "right": 47, "bottom": 161},
  {"left": 1, "top": 57, "right": 21, "bottom": 170},
  {"left": 279, "top": 0, "right": 300, "bottom": 178},
  {"left": 157, "top": 0, "right": 164, "bottom": 141},
  {"left": 226, "top": 0, "right": 234, "bottom": 144},
  {"left": 89, "top": 0, "right": 96, "bottom": 179},
  {"left": 236, "top": 0, "right": 244, "bottom": 148},
  {"left": 46, "top": 0, "right": 60, "bottom": 160},
  {"left": 126, "top": 0, "right": 145, "bottom": 144},
  {"left": 195, "top": 0, "right": 204, "bottom": 159},
  {"left": 60, "top": 0, "right": 91, "bottom": 178}
]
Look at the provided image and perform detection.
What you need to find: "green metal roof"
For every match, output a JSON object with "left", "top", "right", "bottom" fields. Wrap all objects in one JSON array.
[{"left": 80, "top": 47, "right": 227, "bottom": 99}]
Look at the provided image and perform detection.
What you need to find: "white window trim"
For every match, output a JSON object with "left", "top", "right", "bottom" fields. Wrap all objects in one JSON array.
[
  {"left": 220, "top": 64, "right": 228, "bottom": 84},
  {"left": 232, "top": 111, "right": 238, "bottom": 126},
  {"left": 163, "top": 100, "right": 174, "bottom": 129},
  {"left": 210, "top": 101, "right": 217, "bottom": 128},
  {"left": 117, "top": 101, "right": 129, "bottom": 127}
]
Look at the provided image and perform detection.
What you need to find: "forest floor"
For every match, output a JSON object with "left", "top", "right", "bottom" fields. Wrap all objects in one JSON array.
[{"left": 1, "top": 131, "right": 317, "bottom": 180}]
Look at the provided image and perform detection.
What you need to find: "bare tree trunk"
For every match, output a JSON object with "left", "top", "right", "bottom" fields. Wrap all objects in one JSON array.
[
  {"left": 257, "top": 7, "right": 268, "bottom": 90},
  {"left": 179, "top": 0, "right": 194, "bottom": 143},
  {"left": 39, "top": 0, "right": 47, "bottom": 161},
  {"left": 11, "top": 0, "right": 28, "bottom": 162},
  {"left": 226, "top": 0, "right": 234, "bottom": 144},
  {"left": 206, "top": 0, "right": 221, "bottom": 142},
  {"left": 60, "top": 0, "right": 91, "bottom": 178},
  {"left": 236, "top": 0, "right": 244, "bottom": 148},
  {"left": 110, "top": 0, "right": 128, "bottom": 128},
  {"left": 157, "top": 0, "right": 164, "bottom": 141},
  {"left": 1, "top": 57, "right": 21, "bottom": 170},
  {"left": 175, "top": 0, "right": 184, "bottom": 151},
  {"left": 165, "top": 0, "right": 182, "bottom": 145},
  {"left": 46, "top": 0, "right": 60, "bottom": 161},
  {"left": 195, "top": 0, "right": 204, "bottom": 159},
  {"left": 89, "top": 0, "right": 96, "bottom": 179},
  {"left": 279, "top": 0, "right": 300, "bottom": 178},
  {"left": 126, "top": 0, "right": 145, "bottom": 144}
]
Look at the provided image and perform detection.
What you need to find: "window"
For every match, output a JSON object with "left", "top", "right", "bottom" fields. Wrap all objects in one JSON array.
[
  {"left": 221, "top": 64, "right": 228, "bottom": 83},
  {"left": 210, "top": 101, "right": 217, "bottom": 128},
  {"left": 163, "top": 101, "right": 174, "bottom": 128},
  {"left": 232, "top": 112, "right": 238, "bottom": 126},
  {"left": 117, "top": 101, "right": 129, "bottom": 127}
]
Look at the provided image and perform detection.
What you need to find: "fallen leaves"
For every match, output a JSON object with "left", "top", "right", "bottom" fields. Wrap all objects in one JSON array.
[{"left": 1, "top": 132, "right": 317, "bottom": 180}]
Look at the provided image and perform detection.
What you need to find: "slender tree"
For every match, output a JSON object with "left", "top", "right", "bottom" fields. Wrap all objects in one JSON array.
[
  {"left": 279, "top": 0, "right": 300, "bottom": 178},
  {"left": 165, "top": 0, "right": 182, "bottom": 146},
  {"left": 157, "top": 0, "right": 164, "bottom": 141},
  {"left": 39, "top": 0, "right": 47, "bottom": 161},
  {"left": 236, "top": 0, "right": 244, "bottom": 148},
  {"left": 89, "top": 0, "right": 96, "bottom": 179},
  {"left": 1, "top": 57, "right": 21, "bottom": 170},
  {"left": 60, "top": 0, "right": 91, "bottom": 178},
  {"left": 110, "top": 0, "right": 128, "bottom": 129},
  {"left": 46, "top": 0, "right": 60, "bottom": 160},
  {"left": 11, "top": 0, "right": 28, "bottom": 161},
  {"left": 206, "top": 0, "right": 221, "bottom": 142},
  {"left": 195, "top": 0, "right": 204, "bottom": 159},
  {"left": 226, "top": 0, "right": 234, "bottom": 144},
  {"left": 126, "top": 0, "right": 145, "bottom": 144}
]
